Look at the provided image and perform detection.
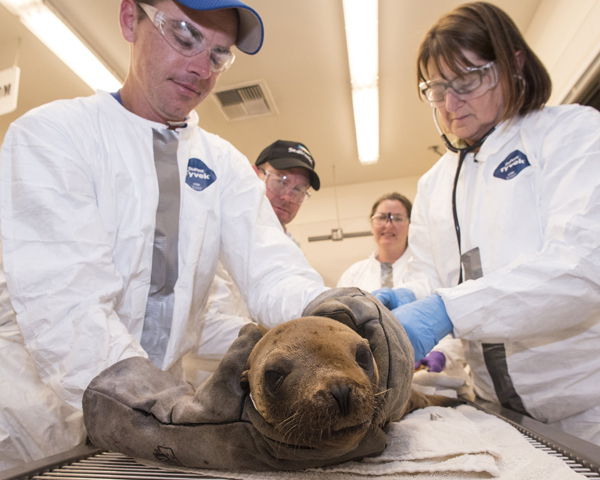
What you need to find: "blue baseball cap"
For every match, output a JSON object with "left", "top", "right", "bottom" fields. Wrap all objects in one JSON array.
[{"left": 177, "top": 0, "right": 264, "bottom": 54}]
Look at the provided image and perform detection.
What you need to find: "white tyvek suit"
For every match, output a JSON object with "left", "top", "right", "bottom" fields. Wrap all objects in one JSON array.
[
  {"left": 403, "top": 104, "right": 600, "bottom": 442},
  {"left": 336, "top": 248, "right": 412, "bottom": 290},
  {"left": 183, "top": 230, "right": 301, "bottom": 388},
  {"left": 0, "top": 91, "right": 326, "bottom": 469},
  {"left": 182, "top": 261, "right": 253, "bottom": 387}
]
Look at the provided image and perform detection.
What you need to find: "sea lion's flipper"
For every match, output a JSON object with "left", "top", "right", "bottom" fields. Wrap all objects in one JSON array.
[
  {"left": 399, "top": 389, "right": 464, "bottom": 417},
  {"left": 82, "top": 324, "right": 277, "bottom": 471}
]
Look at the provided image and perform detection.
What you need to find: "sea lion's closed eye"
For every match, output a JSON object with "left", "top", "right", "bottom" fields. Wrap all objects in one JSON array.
[
  {"left": 355, "top": 343, "right": 375, "bottom": 376},
  {"left": 264, "top": 370, "right": 286, "bottom": 393}
]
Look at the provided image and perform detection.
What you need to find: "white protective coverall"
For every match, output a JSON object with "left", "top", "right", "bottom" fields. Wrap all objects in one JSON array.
[
  {"left": 402, "top": 104, "right": 600, "bottom": 443},
  {"left": 0, "top": 91, "right": 326, "bottom": 469},
  {"left": 184, "top": 230, "right": 301, "bottom": 388},
  {"left": 336, "top": 248, "right": 412, "bottom": 290},
  {"left": 182, "top": 261, "right": 252, "bottom": 387}
]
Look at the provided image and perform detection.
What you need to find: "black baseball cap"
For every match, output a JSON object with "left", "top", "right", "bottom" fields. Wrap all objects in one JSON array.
[{"left": 255, "top": 140, "right": 320, "bottom": 191}]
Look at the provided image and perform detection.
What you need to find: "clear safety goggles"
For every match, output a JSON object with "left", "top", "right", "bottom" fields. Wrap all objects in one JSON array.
[
  {"left": 419, "top": 61, "right": 498, "bottom": 105},
  {"left": 371, "top": 212, "right": 408, "bottom": 226},
  {"left": 138, "top": 3, "right": 236, "bottom": 74},
  {"left": 260, "top": 169, "right": 311, "bottom": 205}
]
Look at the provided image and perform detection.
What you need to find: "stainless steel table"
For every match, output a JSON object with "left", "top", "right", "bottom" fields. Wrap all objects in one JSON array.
[{"left": 2, "top": 399, "right": 599, "bottom": 480}]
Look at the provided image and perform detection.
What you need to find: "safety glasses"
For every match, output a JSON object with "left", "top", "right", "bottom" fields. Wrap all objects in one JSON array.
[
  {"left": 260, "top": 169, "right": 311, "bottom": 205},
  {"left": 419, "top": 61, "right": 498, "bottom": 105},
  {"left": 371, "top": 212, "right": 408, "bottom": 226},
  {"left": 138, "top": 3, "right": 235, "bottom": 73}
]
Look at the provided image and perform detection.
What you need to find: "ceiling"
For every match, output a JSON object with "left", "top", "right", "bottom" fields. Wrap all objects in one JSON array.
[{"left": 0, "top": 0, "right": 543, "bottom": 189}]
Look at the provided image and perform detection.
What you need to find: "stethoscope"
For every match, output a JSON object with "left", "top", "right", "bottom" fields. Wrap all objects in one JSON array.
[{"left": 431, "top": 107, "right": 496, "bottom": 284}]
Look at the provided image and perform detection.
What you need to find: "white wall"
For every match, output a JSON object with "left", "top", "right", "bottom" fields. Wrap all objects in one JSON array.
[
  {"left": 525, "top": 0, "right": 600, "bottom": 105},
  {"left": 287, "top": 175, "right": 420, "bottom": 287}
]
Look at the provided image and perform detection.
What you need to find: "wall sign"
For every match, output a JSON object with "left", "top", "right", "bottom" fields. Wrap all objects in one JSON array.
[{"left": 0, "top": 66, "right": 21, "bottom": 116}]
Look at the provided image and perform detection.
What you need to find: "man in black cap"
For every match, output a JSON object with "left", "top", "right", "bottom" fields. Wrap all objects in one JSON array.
[
  {"left": 253, "top": 140, "right": 320, "bottom": 236},
  {"left": 184, "top": 140, "right": 321, "bottom": 387}
]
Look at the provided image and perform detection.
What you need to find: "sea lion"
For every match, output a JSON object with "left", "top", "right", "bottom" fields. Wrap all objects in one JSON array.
[
  {"left": 83, "top": 288, "right": 460, "bottom": 471},
  {"left": 241, "top": 316, "right": 458, "bottom": 452}
]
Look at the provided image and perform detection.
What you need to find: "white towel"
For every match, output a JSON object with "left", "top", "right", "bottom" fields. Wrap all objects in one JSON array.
[
  {"left": 412, "top": 366, "right": 475, "bottom": 400},
  {"left": 141, "top": 405, "right": 583, "bottom": 479}
]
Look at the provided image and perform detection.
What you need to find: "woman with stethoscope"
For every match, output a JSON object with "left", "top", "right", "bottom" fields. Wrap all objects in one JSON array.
[{"left": 375, "top": 2, "right": 600, "bottom": 445}]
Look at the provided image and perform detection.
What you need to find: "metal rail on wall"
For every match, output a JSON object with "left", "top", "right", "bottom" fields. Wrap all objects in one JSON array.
[{"left": 308, "top": 165, "right": 373, "bottom": 243}]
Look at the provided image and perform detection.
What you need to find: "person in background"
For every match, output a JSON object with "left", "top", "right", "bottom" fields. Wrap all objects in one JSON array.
[
  {"left": 0, "top": 1, "right": 327, "bottom": 470},
  {"left": 376, "top": 1, "right": 600, "bottom": 444},
  {"left": 253, "top": 140, "right": 320, "bottom": 244},
  {"left": 183, "top": 139, "right": 320, "bottom": 387},
  {"left": 337, "top": 192, "right": 412, "bottom": 291}
]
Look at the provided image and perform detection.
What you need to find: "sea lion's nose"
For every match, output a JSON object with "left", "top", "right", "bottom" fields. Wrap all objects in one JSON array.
[{"left": 330, "top": 384, "right": 353, "bottom": 416}]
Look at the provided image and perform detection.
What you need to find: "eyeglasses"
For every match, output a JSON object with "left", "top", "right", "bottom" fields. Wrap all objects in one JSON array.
[
  {"left": 259, "top": 169, "right": 311, "bottom": 205},
  {"left": 138, "top": 3, "right": 236, "bottom": 74},
  {"left": 419, "top": 61, "right": 498, "bottom": 105},
  {"left": 371, "top": 212, "right": 408, "bottom": 226}
]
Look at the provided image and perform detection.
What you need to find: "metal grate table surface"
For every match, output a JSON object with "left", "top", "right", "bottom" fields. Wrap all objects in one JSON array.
[{"left": 2, "top": 400, "right": 599, "bottom": 480}]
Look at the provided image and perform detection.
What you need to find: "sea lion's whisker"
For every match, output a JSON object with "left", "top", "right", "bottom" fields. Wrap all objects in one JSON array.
[
  {"left": 291, "top": 411, "right": 311, "bottom": 447},
  {"left": 276, "top": 411, "right": 300, "bottom": 431},
  {"left": 282, "top": 410, "right": 307, "bottom": 445},
  {"left": 374, "top": 388, "right": 391, "bottom": 397},
  {"left": 371, "top": 400, "right": 388, "bottom": 427},
  {"left": 275, "top": 413, "right": 301, "bottom": 453},
  {"left": 279, "top": 419, "right": 300, "bottom": 445}
]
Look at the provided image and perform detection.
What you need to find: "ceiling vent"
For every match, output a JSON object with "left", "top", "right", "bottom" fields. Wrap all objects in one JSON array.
[{"left": 211, "top": 79, "right": 278, "bottom": 121}]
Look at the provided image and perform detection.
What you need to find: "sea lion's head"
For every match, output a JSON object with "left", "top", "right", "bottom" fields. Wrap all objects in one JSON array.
[{"left": 241, "top": 316, "right": 381, "bottom": 450}]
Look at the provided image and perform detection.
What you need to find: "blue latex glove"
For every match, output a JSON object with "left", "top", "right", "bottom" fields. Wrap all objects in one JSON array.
[
  {"left": 372, "top": 287, "right": 416, "bottom": 310},
  {"left": 415, "top": 351, "right": 446, "bottom": 373},
  {"left": 391, "top": 293, "right": 453, "bottom": 362}
]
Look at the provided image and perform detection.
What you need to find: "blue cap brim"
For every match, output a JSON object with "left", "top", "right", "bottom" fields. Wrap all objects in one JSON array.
[{"left": 176, "top": 0, "right": 264, "bottom": 54}]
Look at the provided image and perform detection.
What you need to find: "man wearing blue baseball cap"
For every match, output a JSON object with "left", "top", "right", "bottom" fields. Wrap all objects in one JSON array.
[{"left": 0, "top": 0, "right": 327, "bottom": 470}]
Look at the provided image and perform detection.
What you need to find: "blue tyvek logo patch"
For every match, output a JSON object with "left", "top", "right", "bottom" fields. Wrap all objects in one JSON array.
[
  {"left": 185, "top": 158, "right": 216, "bottom": 191},
  {"left": 493, "top": 150, "right": 530, "bottom": 180}
]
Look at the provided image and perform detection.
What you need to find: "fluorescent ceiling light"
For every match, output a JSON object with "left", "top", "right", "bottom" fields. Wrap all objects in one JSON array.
[
  {"left": 1, "top": 0, "right": 121, "bottom": 92},
  {"left": 351, "top": 86, "right": 379, "bottom": 165},
  {"left": 342, "top": 0, "right": 379, "bottom": 165}
]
